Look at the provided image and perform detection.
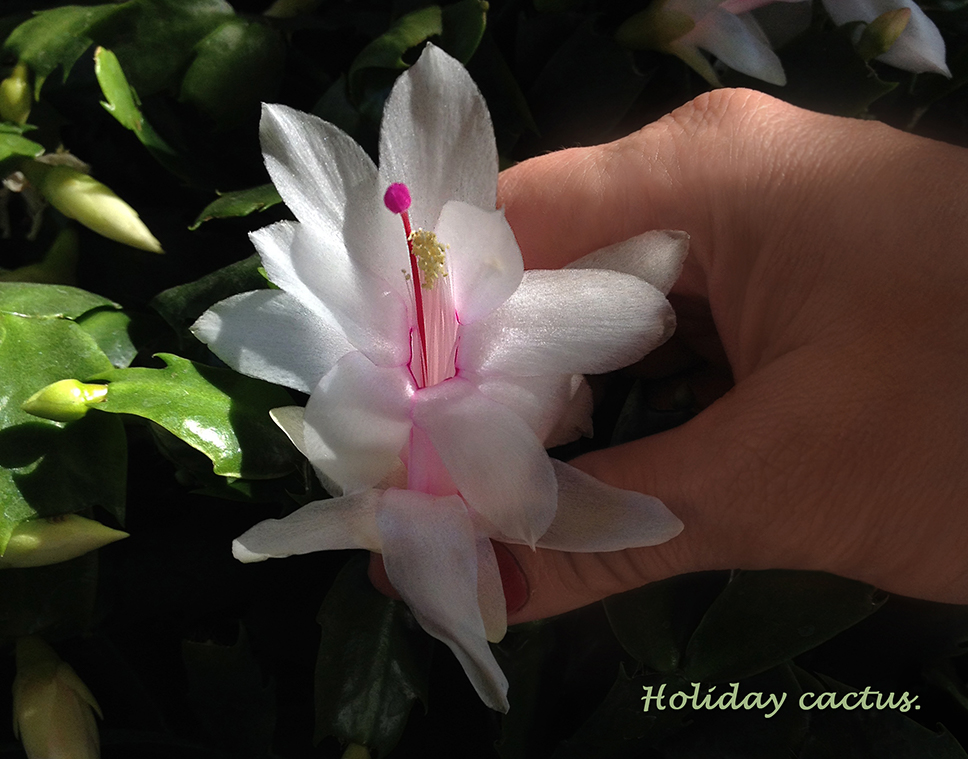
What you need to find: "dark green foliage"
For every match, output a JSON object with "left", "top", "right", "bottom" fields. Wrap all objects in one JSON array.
[{"left": 2, "top": 1, "right": 968, "bottom": 758}]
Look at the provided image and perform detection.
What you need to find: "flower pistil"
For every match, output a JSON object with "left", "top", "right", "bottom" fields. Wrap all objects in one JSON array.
[{"left": 384, "top": 182, "right": 457, "bottom": 390}]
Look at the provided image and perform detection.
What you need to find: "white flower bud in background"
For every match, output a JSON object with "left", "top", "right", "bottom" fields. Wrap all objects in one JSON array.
[
  {"left": 12, "top": 637, "right": 102, "bottom": 759},
  {"left": 0, "top": 62, "right": 31, "bottom": 125},
  {"left": 22, "top": 379, "right": 108, "bottom": 423},
  {"left": 0, "top": 514, "right": 128, "bottom": 569},
  {"left": 18, "top": 160, "right": 163, "bottom": 253}
]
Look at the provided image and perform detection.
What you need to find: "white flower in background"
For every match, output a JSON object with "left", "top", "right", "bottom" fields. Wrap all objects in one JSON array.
[
  {"left": 12, "top": 637, "right": 102, "bottom": 759},
  {"left": 618, "top": 0, "right": 948, "bottom": 86},
  {"left": 822, "top": 0, "right": 950, "bottom": 76},
  {"left": 193, "top": 44, "right": 685, "bottom": 711},
  {"left": 617, "top": 0, "right": 792, "bottom": 86}
]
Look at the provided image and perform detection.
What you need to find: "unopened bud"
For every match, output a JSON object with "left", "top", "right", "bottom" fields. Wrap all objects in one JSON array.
[
  {"left": 22, "top": 379, "right": 108, "bottom": 422},
  {"left": 0, "top": 62, "right": 31, "bottom": 125},
  {"left": 616, "top": 5, "right": 695, "bottom": 50},
  {"left": 341, "top": 744, "right": 371, "bottom": 759},
  {"left": 857, "top": 8, "right": 912, "bottom": 62},
  {"left": 19, "top": 161, "right": 163, "bottom": 253},
  {"left": 13, "top": 636, "right": 102, "bottom": 759},
  {"left": 0, "top": 514, "right": 128, "bottom": 568}
]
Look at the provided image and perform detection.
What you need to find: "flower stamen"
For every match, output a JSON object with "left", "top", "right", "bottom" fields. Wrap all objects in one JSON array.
[{"left": 410, "top": 228, "right": 448, "bottom": 289}]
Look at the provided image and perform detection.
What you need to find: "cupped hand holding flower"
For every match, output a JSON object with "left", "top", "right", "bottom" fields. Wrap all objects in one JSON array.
[
  {"left": 496, "top": 87, "right": 968, "bottom": 622},
  {"left": 193, "top": 45, "right": 685, "bottom": 711}
]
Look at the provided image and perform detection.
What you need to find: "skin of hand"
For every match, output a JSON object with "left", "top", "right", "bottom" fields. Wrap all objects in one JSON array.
[{"left": 493, "top": 87, "right": 968, "bottom": 621}]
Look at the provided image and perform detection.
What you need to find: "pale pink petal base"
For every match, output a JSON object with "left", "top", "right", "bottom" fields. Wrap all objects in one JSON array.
[{"left": 412, "top": 378, "right": 557, "bottom": 547}]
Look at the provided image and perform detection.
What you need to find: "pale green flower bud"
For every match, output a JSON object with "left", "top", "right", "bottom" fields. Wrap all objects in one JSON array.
[
  {"left": 12, "top": 637, "right": 102, "bottom": 759},
  {"left": 0, "top": 62, "right": 31, "bottom": 125},
  {"left": 616, "top": 3, "right": 695, "bottom": 51},
  {"left": 19, "top": 161, "right": 163, "bottom": 253},
  {"left": 22, "top": 379, "right": 108, "bottom": 422},
  {"left": 0, "top": 514, "right": 128, "bottom": 568},
  {"left": 857, "top": 8, "right": 912, "bottom": 62}
]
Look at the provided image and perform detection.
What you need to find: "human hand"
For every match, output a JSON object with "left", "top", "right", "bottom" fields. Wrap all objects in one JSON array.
[{"left": 496, "top": 88, "right": 968, "bottom": 621}]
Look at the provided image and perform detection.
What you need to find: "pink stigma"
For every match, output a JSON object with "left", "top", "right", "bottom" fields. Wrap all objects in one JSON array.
[{"left": 384, "top": 183, "right": 412, "bottom": 214}]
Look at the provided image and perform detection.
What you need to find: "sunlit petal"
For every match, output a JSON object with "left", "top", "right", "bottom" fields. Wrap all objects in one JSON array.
[
  {"left": 285, "top": 224, "right": 410, "bottom": 367},
  {"left": 249, "top": 220, "right": 409, "bottom": 366},
  {"left": 260, "top": 104, "right": 407, "bottom": 284},
  {"left": 379, "top": 45, "right": 498, "bottom": 231},
  {"left": 460, "top": 269, "right": 676, "bottom": 377},
  {"left": 435, "top": 201, "right": 524, "bottom": 324},
  {"left": 192, "top": 290, "right": 352, "bottom": 394}
]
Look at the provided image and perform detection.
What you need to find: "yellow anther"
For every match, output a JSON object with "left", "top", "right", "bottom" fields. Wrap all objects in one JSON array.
[{"left": 409, "top": 228, "right": 447, "bottom": 290}]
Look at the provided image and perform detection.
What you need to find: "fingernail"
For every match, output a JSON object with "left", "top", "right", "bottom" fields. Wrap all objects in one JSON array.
[{"left": 493, "top": 541, "right": 529, "bottom": 614}]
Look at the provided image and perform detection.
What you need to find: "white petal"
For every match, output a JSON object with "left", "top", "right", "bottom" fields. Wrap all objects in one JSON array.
[
  {"left": 260, "top": 104, "right": 407, "bottom": 284},
  {"left": 249, "top": 221, "right": 322, "bottom": 314},
  {"left": 232, "top": 490, "right": 383, "bottom": 562},
  {"left": 302, "top": 352, "right": 414, "bottom": 494},
  {"left": 192, "top": 290, "right": 352, "bottom": 394},
  {"left": 459, "top": 269, "right": 676, "bottom": 377},
  {"left": 476, "top": 537, "right": 507, "bottom": 643},
  {"left": 472, "top": 372, "right": 586, "bottom": 445},
  {"left": 435, "top": 201, "right": 524, "bottom": 324},
  {"left": 823, "top": 0, "right": 950, "bottom": 76},
  {"left": 270, "top": 406, "right": 344, "bottom": 496},
  {"left": 261, "top": 103, "right": 376, "bottom": 229},
  {"left": 253, "top": 221, "right": 410, "bottom": 367},
  {"left": 544, "top": 375, "right": 594, "bottom": 448},
  {"left": 377, "top": 489, "right": 509, "bottom": 712},
  {"left": 535, "top": 461, "right": 684, "bottom": 551},
  {"left": 683, "top": 8, "right": 787, "bottom": 86},
  {"left": 411, "top": 377, "right": 557, "bottom": 547},
  {"left": 379, "top": 45, "right": 498, "bottom": 230},
  {"left": 565, "top": 230, "right": 689, "bottom": 296}
]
